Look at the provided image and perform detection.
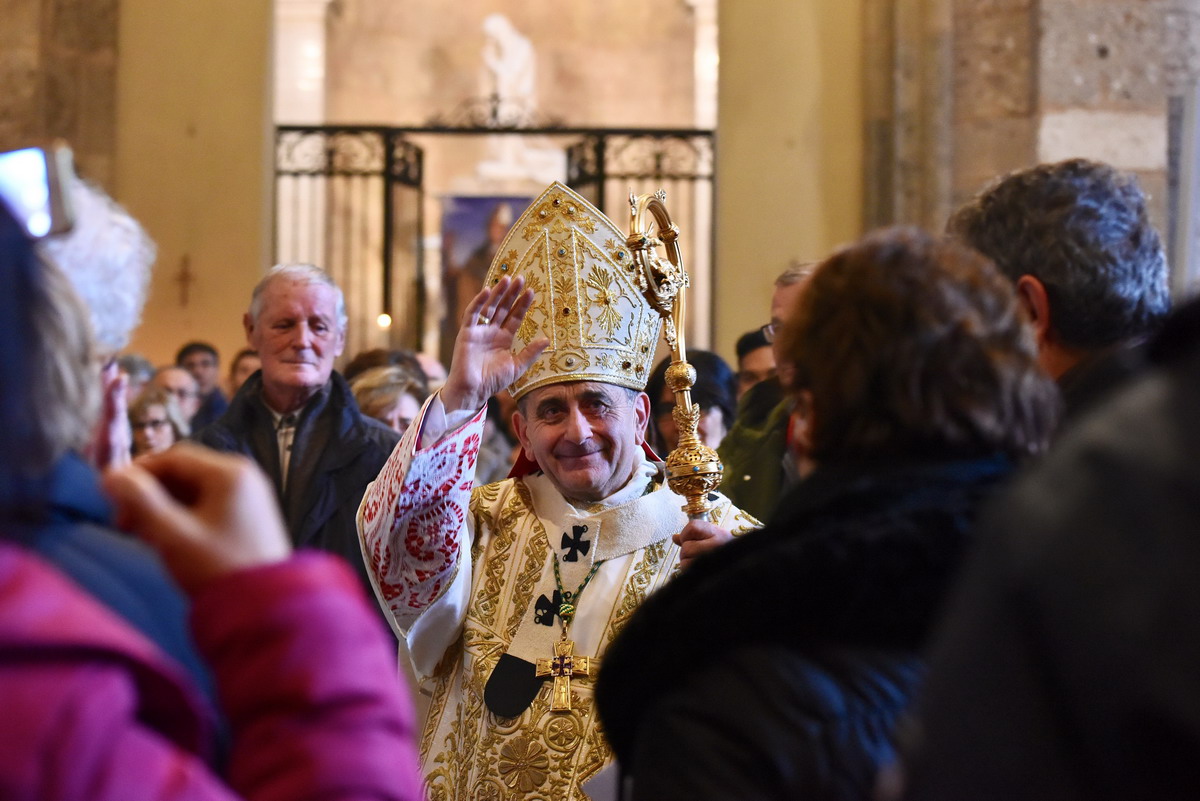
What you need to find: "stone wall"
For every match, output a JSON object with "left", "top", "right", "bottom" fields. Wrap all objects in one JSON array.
[
  {"left": 866, "top": 0, "right": 1200, "bottom": 240},
  {"left": 0, "top": 0, "right": 119, "bottom": 189},
  {"left": 1037, "top": 0, "right": 1170, "bottom": 231},
  {"left": 952, "top": 0, "right": 1037, "bottom": 210},
  {"left": 324, "top": 2, "right": 697, "bottom": 129}
]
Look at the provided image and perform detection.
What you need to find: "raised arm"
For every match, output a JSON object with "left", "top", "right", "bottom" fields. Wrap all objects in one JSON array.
[{"left": 357, "top": 277, "right": 548, "bottom": 634}]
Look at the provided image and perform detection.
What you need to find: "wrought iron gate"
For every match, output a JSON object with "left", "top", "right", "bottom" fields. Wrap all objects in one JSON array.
[{"left": 274, "top": 125, "right": 714, "bottom": 361}]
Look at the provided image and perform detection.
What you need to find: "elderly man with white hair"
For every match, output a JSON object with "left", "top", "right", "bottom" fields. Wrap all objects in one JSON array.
[{"left": 196, "top": 264, "right": 400, "bottom": 592}]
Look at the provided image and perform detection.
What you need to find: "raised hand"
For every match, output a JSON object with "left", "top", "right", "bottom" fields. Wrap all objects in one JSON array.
[
  {"left": 440, "top": 275, "right": 549, "bottom": 413},
  {"left": 83, "top": 360, "right": 132, "bottom": 470},
  {"left": 103, "top": 444, "right": 292, "bottom": 593}
]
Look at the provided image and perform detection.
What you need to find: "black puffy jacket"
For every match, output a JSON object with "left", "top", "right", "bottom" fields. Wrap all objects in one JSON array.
[{"left": 597, "top": 456, "right": 1011, "bottom": 801}]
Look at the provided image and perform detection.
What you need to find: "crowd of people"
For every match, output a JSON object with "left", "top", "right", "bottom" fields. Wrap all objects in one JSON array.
[{"left": 1, "top": 150, "right": 1196, "bottom": 801}]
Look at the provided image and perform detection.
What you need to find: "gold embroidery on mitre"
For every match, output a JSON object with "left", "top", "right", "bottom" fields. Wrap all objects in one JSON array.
[{"left": 485, "top": 182, "right": 663, "bottom": 400}]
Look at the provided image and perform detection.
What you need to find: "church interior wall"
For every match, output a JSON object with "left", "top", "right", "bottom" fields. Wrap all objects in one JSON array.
[
  {"left": 321, "top": 0, "right": 708, "bottom": 360},
  {"left": 715, "top": 0, "right": 866, "bottom": 355},
  {"left": 115, "top": 0, "right": 274, "bottom": 368},
  {"left": 6, "top": 0, "right": 1200, "bottom": 368},
  {"left": 0, "top": 0, "right": 119, "bottom": 191}
]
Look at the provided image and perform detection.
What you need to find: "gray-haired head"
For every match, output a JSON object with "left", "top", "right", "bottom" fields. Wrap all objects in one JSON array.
[
  {"left": 248, "top": 263, "right": 348, "bottom": 332},
  {"left": 37, "top": 177, "right": 156, "bottom": 354},
  {"left": 775, "top": 260, "right": 818, "bottom": 288},
  {"left": 948, "top": 158, "right": 1170, "bottom": 350}
]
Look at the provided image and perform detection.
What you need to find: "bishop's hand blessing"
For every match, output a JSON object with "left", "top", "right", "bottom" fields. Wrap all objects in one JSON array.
[{"left": 440, "top": 276, "right": 549, "bottom": 414}]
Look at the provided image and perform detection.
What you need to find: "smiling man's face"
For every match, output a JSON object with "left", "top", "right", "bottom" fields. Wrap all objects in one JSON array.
[
  {"left": 245, "top": 276, "right": 345, "bottom": 413},
  {"left": 512, "top": 381, "right": 651, "bottom": 504}
]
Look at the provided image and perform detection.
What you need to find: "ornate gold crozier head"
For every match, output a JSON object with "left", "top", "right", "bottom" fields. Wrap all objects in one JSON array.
[
  {"left": 626, "top": 190, "right": 724, "bottom": 519},
  {"left": 482, "top": 182, "right": 663, "bottom": 400}
]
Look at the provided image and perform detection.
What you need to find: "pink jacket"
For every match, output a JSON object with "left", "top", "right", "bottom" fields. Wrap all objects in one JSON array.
[{"left": 0, "top": 545, "right": 422, "bottom": 801}]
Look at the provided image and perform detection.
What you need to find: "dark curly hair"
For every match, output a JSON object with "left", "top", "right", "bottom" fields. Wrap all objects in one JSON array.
[
  {"left": 948, "top": 159, "right": 1169, "bottom": 350},
  {"left": 778, "top": 227, "right": 1059, "bottom": 463}
]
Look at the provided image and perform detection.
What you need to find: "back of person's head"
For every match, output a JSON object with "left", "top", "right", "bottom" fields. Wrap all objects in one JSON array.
[
  {"left": 0, "top": 207, "right": 99, "bottom": 514},
  {"left": 779, "top": 226, "right": 1058, "bottom": 464},
  {"left": 775, "top": 260, "right": 817, "bottom": 289},
  {"left": 116, "top": 353, "right": 155, "bottom": 385},
  {"left": 37, "top": 177, "right": 155, "bottom": 355},
  {"left": 948, "top": 158, "right": 1170, "bottom": 350}
]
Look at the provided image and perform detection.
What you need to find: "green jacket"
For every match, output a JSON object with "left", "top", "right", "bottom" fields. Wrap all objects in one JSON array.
[{"left": 718, "top": 379, "right": 795, "bottom": 522}]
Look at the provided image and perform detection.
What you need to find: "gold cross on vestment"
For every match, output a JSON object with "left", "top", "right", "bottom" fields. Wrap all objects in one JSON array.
[{"left": 535, "top": 636, "right": 594, "bottom": 712}]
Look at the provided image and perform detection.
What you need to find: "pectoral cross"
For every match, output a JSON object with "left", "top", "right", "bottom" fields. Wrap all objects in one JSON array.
[
  {"left": 561, "top": 525, "right": 590, "bottom": 562},
  {"left": 535, "top": 636, "right": 593, "bottom": 712}
]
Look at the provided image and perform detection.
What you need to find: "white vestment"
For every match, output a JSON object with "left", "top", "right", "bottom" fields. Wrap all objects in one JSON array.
[{"left": 358, "top": 397, "right": 758, "bottom": 801}]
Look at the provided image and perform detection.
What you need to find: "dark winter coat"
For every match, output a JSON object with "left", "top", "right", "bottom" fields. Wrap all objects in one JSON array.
[
  {"left": 195, "top": 371, "right": 399, "bottom": 592},
  {"left": 5, "top": 452, "right": 212, "bottom": 704},
  {"left": 904, "top": 299, "right": 1200, "bottom": 801},
  {"left": 717, "top": 377, "right": 795, "bottom": 521},
  {"left": 0, "top": 547, "right": 422, "bottom": 801},
  {"left": 597, "top": 456, "right": 1012, "bottom": 801}
]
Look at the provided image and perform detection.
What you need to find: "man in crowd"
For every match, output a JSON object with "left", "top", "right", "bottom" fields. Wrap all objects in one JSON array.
[
  {"left": 196, "top": 264, "right": 399, "bottom": 591},
  {"left": 176, "top": 340, "right": 228, "bottom": 431},
  {"left": 151, "top": 364, "right": 202, "bottom": 424},
  {"left": 718, "top": 261, "right": 813, "bottom": 521},
  {"left": 901, "top": 219, "right": 1197, "bottom": 801},
  {"left": 947, "top": 158, "right": 1170, "bottom": 422},
  {"left": 358, "top": 184, "right": 757, "bottom": 801},
  {"left": 733, "top": 326, "right": 774, "bottom": 400}
]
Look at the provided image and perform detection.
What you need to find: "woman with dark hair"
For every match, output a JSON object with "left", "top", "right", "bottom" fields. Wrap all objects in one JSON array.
[
  {"left": 596, "top": 227, "right": 1059, "bottom": 801},
  {"left": 644, "top": 349, "right": 737, "bottom": 454}
]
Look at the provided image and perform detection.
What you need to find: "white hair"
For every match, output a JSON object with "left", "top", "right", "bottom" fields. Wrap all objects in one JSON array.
[
  {"left": 38, "top": 178, "right": 156, "bottom": 353},
  {"left": 248, "top": 263, "right": 348, "bottom": 332}
]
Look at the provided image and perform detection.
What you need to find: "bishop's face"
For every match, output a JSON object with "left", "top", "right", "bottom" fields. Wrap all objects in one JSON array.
[{"left": 513, "top": 381, "right": 651, "bottom": 504}]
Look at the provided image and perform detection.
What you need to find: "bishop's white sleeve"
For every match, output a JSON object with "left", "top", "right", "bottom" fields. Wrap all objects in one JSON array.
[{"left": 357, "top": 392, "right": 487, "bottom": 676}]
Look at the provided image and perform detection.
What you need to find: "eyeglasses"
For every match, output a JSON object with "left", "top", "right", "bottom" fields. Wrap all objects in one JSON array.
[
  {"left": 760, "top": 322, "right": 778, "bottom": 344},
  {"left": 132, "top": 418, "right": 170, "bottom": 431},
  {"left": 165, "top": 388, "right": 198, "bottom": 400}
]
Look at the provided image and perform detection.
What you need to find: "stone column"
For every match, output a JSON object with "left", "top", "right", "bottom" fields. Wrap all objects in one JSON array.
[
  {"left": 950, "top": 0, "right": 1037, "bottom": 209},
  {"left": 272, "top": 0, "right": 334, "bottom": 336},
  {"left": 275, "top": 0, "right": 332, "bottom": 123},
  {"left": 715, "top": 0, "right": 864, "bottom": 357},
  {"left": 1165, "top": 0, "right": 1200, "bottom": 292},
  {"left": 0, "top": 0, "right": 120, "bottom": 190}
]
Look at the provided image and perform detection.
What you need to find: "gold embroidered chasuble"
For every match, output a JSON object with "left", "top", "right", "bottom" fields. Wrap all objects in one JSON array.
[{"left": 358, "top": 400, "right": 758, "bottom": 801}]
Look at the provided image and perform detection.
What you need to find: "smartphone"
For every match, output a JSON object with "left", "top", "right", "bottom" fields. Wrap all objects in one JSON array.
[{"left": 0, "top": 143, "right": 75, "bottom": 239}]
